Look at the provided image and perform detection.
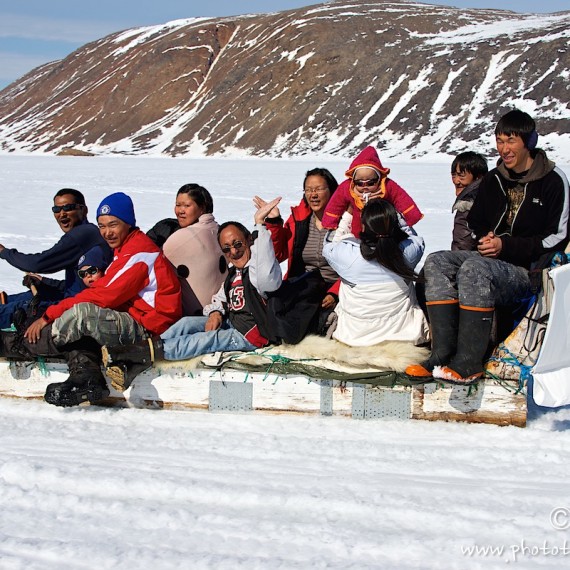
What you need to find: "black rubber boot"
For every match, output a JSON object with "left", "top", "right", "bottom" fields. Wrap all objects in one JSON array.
[
  {"left": 44, "top": 349, "right": 110, "bottom": 407},
  {"left": 101, "top": 337, "right": 164, "bottom": 392},
  {"left": 405, "top": 301, "right": 459, "bottom": 377},
  {"left": 435, "top": 307, "right": 494, "bottom": 384}
]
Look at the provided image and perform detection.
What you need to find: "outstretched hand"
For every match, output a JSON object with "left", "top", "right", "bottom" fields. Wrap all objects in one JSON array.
[{"left": 254, "top": 196, "right": 281, "bottom": 225}]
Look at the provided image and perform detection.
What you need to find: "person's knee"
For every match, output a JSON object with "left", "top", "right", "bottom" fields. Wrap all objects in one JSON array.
[
  {"left": 423, "top": 252, "right": 445, "bottom": 279},
  {"left": 457, "top": 258, "right": 492, "bottom": 286},
  {"left": 53, "top": 302, "right": 99, "bottom": 337}
]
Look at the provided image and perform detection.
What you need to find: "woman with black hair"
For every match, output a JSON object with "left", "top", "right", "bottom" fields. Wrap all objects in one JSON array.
[
  {"left": 147, "top": 183, "right": 214, "bottom": 247},
  {"left": 322, "top": 199, "right": 428, "bottom": 347},
  {"left": 254, "top": 167, "right": 341, "bottom": 310},
  {"left": 151, "top": 184, "right": 227, "bottom": 316}
]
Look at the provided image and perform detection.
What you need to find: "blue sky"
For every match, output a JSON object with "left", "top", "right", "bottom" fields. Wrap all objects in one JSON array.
[{"left": 0, "top": 0, "right": 567, "bottom": 88}]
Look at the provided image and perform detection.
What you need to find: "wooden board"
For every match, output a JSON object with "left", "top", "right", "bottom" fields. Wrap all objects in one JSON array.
[{"left": 0, "top": 360, "right": 526, "bottom": 426}]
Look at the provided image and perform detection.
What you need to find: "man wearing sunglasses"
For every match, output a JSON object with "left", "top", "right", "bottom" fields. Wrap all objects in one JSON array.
[
  {"left": 7, "top": 191, "right": 182, "bottom": 408},
  {"left": 0, "top": 188, "right": 110, "bottom": 329},
  {"left": 101, "top": 198, "right": 284, "bottom": 389}
]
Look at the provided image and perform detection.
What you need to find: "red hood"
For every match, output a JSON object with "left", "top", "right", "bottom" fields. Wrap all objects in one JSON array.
[
  {"left": 345, "top": 146, "right": 390, "bottom": 179},
  {"left": 345, "top": 146, "right": 391, "bottom": 209}
]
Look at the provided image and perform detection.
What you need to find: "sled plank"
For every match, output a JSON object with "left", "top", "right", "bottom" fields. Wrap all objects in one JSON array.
[
  {"left": 0, "top": 361, "right": 526, "bottom": 426},
  {"left": 411, "top": 382, "right": 527, "bottom": 427}
]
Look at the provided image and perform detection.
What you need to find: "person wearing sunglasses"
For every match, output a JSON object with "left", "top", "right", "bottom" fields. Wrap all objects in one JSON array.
[
  {"left": 321, "top": 146, "right": 423, "bottom": 240},
  {"left": 100, "top": 198, "right": 284, "bottom": 387},
  {"left": 76, "top": 245, "right": 110, "bottom": 288},
  {"left": 0, "top": 188, "right": 111, "bottom": 329},
  {"left": 11, "top": 191, "right": 182, "bottom": 408}
]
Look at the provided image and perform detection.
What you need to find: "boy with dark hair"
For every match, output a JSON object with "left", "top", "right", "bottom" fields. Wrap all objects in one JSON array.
[
  {"left": 450, "top": 151, "right": 488, "bottom": 251},
  {"left": 406, "top": 109, "right": 569, "bottom": 383}
]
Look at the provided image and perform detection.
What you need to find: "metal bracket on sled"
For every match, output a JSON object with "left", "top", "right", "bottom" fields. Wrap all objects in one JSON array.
[
  {"left": 352, "top": 385, "right": 411, "bottom": 420},
  {"left": 209, "top": 380, "right": 253, "bottom": 412}
]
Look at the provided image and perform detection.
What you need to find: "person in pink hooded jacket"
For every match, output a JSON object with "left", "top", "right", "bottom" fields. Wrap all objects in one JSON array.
[{"left": 321, "top": 146, "right": 423, "bottom": 235}]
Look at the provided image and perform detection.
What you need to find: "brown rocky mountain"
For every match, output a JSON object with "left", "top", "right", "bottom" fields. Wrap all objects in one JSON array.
[{"left": 0, "top": 0, "right": 568, "bottom": 160}]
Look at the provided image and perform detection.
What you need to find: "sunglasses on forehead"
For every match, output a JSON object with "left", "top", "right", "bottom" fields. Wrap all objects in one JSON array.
[
  {"left": 52, "top": 203, "right": 81, "bottom": 213},
  {"left": 77, "top": 266, "right": 100, "bottom": 279},
  {"left": 220, "top": 240, "right": 244, "bottom": 254}
]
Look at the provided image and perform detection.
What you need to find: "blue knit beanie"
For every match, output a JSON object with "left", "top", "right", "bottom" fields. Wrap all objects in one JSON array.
[
  {"left": 77, "top": 245, "right": 111, "bottom": 270},
  {"left": 96, "top": 192, "right": 136, "bottom": 227}
]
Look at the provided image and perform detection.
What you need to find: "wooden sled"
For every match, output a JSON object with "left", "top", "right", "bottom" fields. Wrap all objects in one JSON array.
[{"left": 0, "top": 336, "right": 527, "bottom": 427}]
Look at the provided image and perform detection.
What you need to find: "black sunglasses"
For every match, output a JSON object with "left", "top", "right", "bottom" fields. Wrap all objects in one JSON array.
[
  {"left": 221, "top": 240, "right": 244, "bottom": 254},
  {"left": 52, "top": 203, "right": 82, "bottom": 213},
  {"left": 77, "top": 266, "right": 100, "bottom": 279},
  {"left": 353, "top": 178, "right": 379, "bottom": 188}
]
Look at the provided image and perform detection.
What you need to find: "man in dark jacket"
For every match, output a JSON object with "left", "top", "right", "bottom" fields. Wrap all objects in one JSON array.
[
  {"left": 2, "top": 192, "right": 182, "bottom": 408},
  {"left": 407, "top": 109, "right": 569, "bottom": 383},
  {"left": 0, "top": 188, "right": 111, "bottom": 328}
]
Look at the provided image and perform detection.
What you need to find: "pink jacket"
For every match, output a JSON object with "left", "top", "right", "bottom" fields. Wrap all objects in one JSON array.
[{"left": 321, "top": 146, "right": 423, "bottom": 234}]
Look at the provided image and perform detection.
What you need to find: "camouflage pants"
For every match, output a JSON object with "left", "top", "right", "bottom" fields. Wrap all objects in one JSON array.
[
  {"left": 423, "top": 250, "right": 531, "bottom": 308},
  {"left": 51, "top": 302, "right": 148, "bottom": 348}
]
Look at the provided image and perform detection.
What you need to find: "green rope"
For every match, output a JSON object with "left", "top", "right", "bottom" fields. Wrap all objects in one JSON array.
[
  {"left": 486, "top": 345, "right": 531, "bottom": 394},
  {"left": 36, "top": 357, "right": 49, "bottom": 377}
]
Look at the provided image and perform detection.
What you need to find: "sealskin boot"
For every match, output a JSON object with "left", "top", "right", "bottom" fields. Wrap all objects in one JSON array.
[
  {"left": 405, "top": 301, "right": 459, "bottom": 377},
  {"left": 44, "top": 349, "right": 110, "bottom": 407},
  {"left": 433, "top": 306, "right": 494, "bottom": 385},
  {"left": 102, "top": 337, "right": 164, "bottom": 392}
]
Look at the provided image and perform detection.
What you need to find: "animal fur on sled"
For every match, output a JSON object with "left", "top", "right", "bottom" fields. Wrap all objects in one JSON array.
[
  {"left": 157, "top": 335, "right": 429, "bottom": 375},
  {"left": 273, "top": 335, "right": 429, "bottom": 373}
]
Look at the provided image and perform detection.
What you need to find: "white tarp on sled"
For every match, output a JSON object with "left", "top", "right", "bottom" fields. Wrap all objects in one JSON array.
[{"left": 533, "top": 263, "right": 570, "bottom": 407}]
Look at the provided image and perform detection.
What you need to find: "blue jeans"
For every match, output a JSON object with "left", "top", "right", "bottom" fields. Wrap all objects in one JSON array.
[
  {"left": 0, "top": 291, "right": 34, "bottom": 329},
  {"left": 160, "top": 316, "right": 257, "bottom": 361}
]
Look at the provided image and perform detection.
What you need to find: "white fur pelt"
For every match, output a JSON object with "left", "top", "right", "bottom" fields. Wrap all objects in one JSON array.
[
  {"left": 274, "top": 335, "right": 429, "bottom": 373},
  {"left": 151, "top": 335, "right": 428, "bottom": 375}
]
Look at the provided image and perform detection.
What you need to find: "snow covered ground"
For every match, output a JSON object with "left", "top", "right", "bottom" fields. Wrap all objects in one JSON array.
[{"left": 1, "top": 155, "right": 570, "bottom": 569}]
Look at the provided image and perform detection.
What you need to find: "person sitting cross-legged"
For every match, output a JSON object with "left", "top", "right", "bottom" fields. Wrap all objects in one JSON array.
[{"left": 101, "top": 198, "right": 284, "bottom": 386}]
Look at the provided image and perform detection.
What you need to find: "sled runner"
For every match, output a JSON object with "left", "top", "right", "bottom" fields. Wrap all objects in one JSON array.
[{"left": 0, "top": 334, "right": 527, "bottom": 426}]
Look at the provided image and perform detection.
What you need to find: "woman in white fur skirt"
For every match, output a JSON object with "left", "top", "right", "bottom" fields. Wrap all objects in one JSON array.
[{"left": 322, "top": 199, "right": 429, "bottom": 347}]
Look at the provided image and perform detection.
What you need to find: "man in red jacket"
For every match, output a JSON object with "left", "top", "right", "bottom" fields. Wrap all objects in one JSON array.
[{"left": 13, "top": 192, "right": 182, "bottom": 408}]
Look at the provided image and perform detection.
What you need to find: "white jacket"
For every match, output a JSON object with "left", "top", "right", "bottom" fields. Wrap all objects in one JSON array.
[
  {"left": 323, "top": 235, "right": 429, "bottom": 346},
  {"left": 204, "top": 224, "right": 283, "bottom": 316}
]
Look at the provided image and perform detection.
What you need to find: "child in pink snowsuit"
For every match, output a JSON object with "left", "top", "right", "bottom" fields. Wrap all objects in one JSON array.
[{"left": 321, "top": 146, "right": 423, "bottom": 235}]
